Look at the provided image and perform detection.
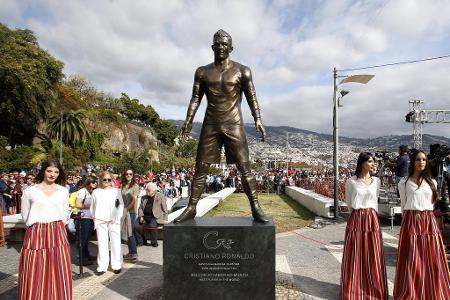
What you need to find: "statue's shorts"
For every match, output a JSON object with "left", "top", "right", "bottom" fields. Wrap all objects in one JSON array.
[{"left": 196, "top": 123, "right": 249, "bottom": 165}]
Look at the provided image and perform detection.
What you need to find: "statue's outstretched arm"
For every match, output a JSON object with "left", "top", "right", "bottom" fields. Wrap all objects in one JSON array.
[
  {"left": 179, "top": 68, "right": 204, "bottom": 142},
  {"left": 242, "top": 67, "right": 266, "bottom": 142}
]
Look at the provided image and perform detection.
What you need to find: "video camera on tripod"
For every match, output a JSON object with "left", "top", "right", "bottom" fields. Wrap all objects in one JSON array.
[
  {"left": 374, "top": 151, "right": 397, "bottom": 174},
  {"left": 429, "top": 144, "right": 450, "bottom": 214},
  {"left": 431, "top": 144, "right": 450, "bottom": 161}
]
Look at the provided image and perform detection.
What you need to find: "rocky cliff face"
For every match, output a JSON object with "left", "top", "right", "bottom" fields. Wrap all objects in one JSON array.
[
  {"left": 33, "top": 113, "right": 159, "bottom": 161},
  {"left": 88, "top": 116, "right": 159, "bottom": 161}
]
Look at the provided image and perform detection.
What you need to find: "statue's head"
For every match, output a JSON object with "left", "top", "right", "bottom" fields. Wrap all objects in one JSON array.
[
  {"left": 212, "top": 29, "right": 233, "bottom": 58},
  {"left": 213, "top": 29, "right": 233, "bottom": 47}
]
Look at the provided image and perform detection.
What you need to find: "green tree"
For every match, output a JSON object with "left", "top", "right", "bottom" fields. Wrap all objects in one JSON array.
[
  {"left": 79, "top": 131, "right": 104, "bottom": 160},
  {"left": 176, "top": 139, "right": 198, "bottom": 158},
  {"left": 55, "top": 83, "right": 84, "bottom": 111},
  {"left": 35, "top": 139, "right": 81, "bottom": 170},
  {"left": 118, "top": 93, "right": 159, "bottom": 125},
  {"left": 30, "top": 143, "right": 48, "bottom": 165},
  {"left": 5, "top": 145, "right": 36, "bottom": 170},
  {"left": 115, "top": 151, "right": 153, "bottom": 175},
  {"left": 154, "top": 119, "right": 178, "bottom": 146},
  {"left": 47, "top": 110, "right": 90, "bottom": 146},
  {"left": 116, "top": 93, "right": 177, "bottom": 146},
  {"left": 0, "top": 23, "right": 64, "bottom": 145},
  {"left": 0, "top": 136, "right": 10, "bottom": 170},
  {"left": 63, "top": 75, "right": 115, "bottom": 109}
]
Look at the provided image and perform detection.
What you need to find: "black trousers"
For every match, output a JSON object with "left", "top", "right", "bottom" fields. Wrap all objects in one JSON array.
[
  {"left": 134, "top": 217, "right": 158, "bottom": 244},
  {"left": 75, "top": 218, "right": 94, "bottom": 258}
]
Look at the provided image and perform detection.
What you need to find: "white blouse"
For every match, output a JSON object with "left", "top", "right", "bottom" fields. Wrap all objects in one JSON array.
[
  {"left": 21, "top": 184, "right": 70, "bottom": 227},
  {"left": 90, "top": 188, "right": 124, "bottom": 229},
  {"left": 398, "top": 178, "right": 436, "bottom": 212},
  {"left": 76, "top": 188, "right": 93, "bottom": 219},
  {"left": 345, "top": 176, "right": 381, "bottom": 211}
]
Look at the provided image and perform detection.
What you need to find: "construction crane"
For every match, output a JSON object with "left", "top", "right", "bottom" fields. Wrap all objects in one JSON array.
[{"left": 405, "top": 100, "right": 450, "bottom": 149}]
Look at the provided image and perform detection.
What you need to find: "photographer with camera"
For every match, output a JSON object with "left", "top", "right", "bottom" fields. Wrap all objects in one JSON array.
[
  {"left": 428, "top": 144, "right": 450, "bottom": 211},
  {"left": 395, "top": 145, "right": 410, "bottom": 184}
]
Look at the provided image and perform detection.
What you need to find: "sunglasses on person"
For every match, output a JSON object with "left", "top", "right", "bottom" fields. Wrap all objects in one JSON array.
[
  {"left": 103, "top": 178, "right": 112, "bottom": 182},
  {"left": 126, "top": 172, "right": 133, "bottom": 176}
]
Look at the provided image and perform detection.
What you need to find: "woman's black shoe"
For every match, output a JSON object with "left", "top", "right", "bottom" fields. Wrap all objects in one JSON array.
[
  {"left": 151, "top": 242, "right": 158, "bottom": 247},
  {"left": 113, "top": 269, "right": 122, "bottom": 274},
  {"left": 94, "top": 271, "right": 105, "bottom": 276}
]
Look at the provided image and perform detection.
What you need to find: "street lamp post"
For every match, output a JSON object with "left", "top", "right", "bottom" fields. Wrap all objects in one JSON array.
[
  {"left": 59, "top": 111, "right": 63, "bottom": 165},
  {"left": 333, "top": 69, "right": 375, "bottom": 219},
  {"left": 333, "top": 68, "right": 339, "bottom": 219}
]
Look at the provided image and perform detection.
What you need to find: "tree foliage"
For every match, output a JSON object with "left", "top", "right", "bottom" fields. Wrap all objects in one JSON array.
[
  {"left": 0, "top": 23, "right": 182, "bottom": 171},
  {"left": 114, "top": 151, "right": 153, "bottom": 175},
  {"left": 154, "top": 119, "right": 178, "bottom": 146},
  {"left": 62, "top": 75, "right": 116, "bottom": 109},
  {"left": 0, "top": 23, "right": 64, "bottom": 145},
  {"left": 55, "top": 83, "right": 84, "bottom": 111},
  {"left": 154, "top": 145, "right": 195, "bottom": 174},
  {"left": 80, "top": 131, "right": 104, "bottom": 160},
  {"left": 119, "top": 93, "right": 157, "bottom": 123},
  {"left": 47, "top": 110, "right": 90, "bottom": 146},
  {"left": 118, "top": 93, "right": 178, "bottom": 146},
  {"left": 176, "top": 139, "right": 198, "bottom": 158}
]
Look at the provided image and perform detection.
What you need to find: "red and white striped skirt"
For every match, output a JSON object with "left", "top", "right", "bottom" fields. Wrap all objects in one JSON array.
[
  {"left": 394, "top": 210, "right": 450, "bottom": 300},
  {"left": 341, "top": 208, "right": 388, "bottom": 300},
  {"left": 18, "top": 221, "right": 72, "bottom": 300}
]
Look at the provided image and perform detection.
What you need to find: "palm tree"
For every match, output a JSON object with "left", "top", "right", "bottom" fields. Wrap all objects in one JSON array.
[{"left": 47, "top": 109, "right": 90, "bottom": 146}]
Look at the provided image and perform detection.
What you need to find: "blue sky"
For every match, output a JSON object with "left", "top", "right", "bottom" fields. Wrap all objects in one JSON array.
[{"left": 1, "top": 0, "right": 450, "bottom": 138}]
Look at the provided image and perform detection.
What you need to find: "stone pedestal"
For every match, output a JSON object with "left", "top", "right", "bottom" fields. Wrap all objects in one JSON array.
[{"left": 163, "top": 217, "right": 275, "bottom": 300}]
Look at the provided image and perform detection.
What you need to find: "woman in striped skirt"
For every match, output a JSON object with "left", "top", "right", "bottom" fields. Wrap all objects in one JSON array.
[
  {"left": 394, "top": 150, "right": 450, "bottom": 299},
  {"left": 18, "top": 160, "right": 72, "bottom": 300},
  {"left": 341, "top": 152, "right": 388, "bottom": 299}
]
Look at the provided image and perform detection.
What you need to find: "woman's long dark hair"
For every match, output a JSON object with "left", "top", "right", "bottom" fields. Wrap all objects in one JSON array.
[
  {"left": 120, "top": 169, "right": 136, "bottom": 189},
  {"left": 355, "top": 152, "right": 374, "bottom": 178},
  {"left": 35, "top": 160, "right": 66, "bottom": 185},
  {"left": 406, "top": 150, "right": 438, "bottom": 203}
]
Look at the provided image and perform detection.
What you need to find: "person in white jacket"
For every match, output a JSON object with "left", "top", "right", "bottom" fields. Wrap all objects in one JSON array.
[{"left": 90, "top": 171, "right": 124, "bottom": 275}]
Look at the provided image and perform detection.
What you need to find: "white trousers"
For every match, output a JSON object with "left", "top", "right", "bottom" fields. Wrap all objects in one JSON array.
[{"left": 96, "top": 222, "right": 122, "bottom": 272}]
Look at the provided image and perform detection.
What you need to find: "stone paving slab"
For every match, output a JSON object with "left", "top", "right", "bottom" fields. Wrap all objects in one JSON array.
[{"left": 0, "top": 216, "right": 405, "bottom": 300}]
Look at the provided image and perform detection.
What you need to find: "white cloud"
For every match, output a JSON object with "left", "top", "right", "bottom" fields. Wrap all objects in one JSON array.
[
  {"left": 1, "top": 0, "right": 449, "bottom": 138},
  {"left": 379, "top": 0, "right": 450, "bottom": 38}
]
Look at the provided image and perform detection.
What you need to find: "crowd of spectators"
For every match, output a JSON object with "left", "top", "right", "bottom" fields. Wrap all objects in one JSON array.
[
  {"left": 0, "top": 165, "right": 195, "bottom": 217},
  {"left": 0, "top": 165, "right": 346, "bottom": 218},
  {"left": 0, "top": 171, "right": 35, "bottom": 216},
  {"left": 3, "top": 144, "right": 448, "bottom": 219},
  {"left": 203, "top": 167, "right": 352, "bottom": 196},
  {"left": 2, "top": 151, "right": 426, "bottom": 220}
]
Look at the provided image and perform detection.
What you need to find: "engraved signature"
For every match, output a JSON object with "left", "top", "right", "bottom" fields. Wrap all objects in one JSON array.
[{"left": 203, "top": 231, "right": 234, "bottom": 250}]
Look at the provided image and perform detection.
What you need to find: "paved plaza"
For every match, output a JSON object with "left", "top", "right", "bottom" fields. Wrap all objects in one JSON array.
[{"left": 0, "top": 215, "right": 407, "bottom": 300}]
